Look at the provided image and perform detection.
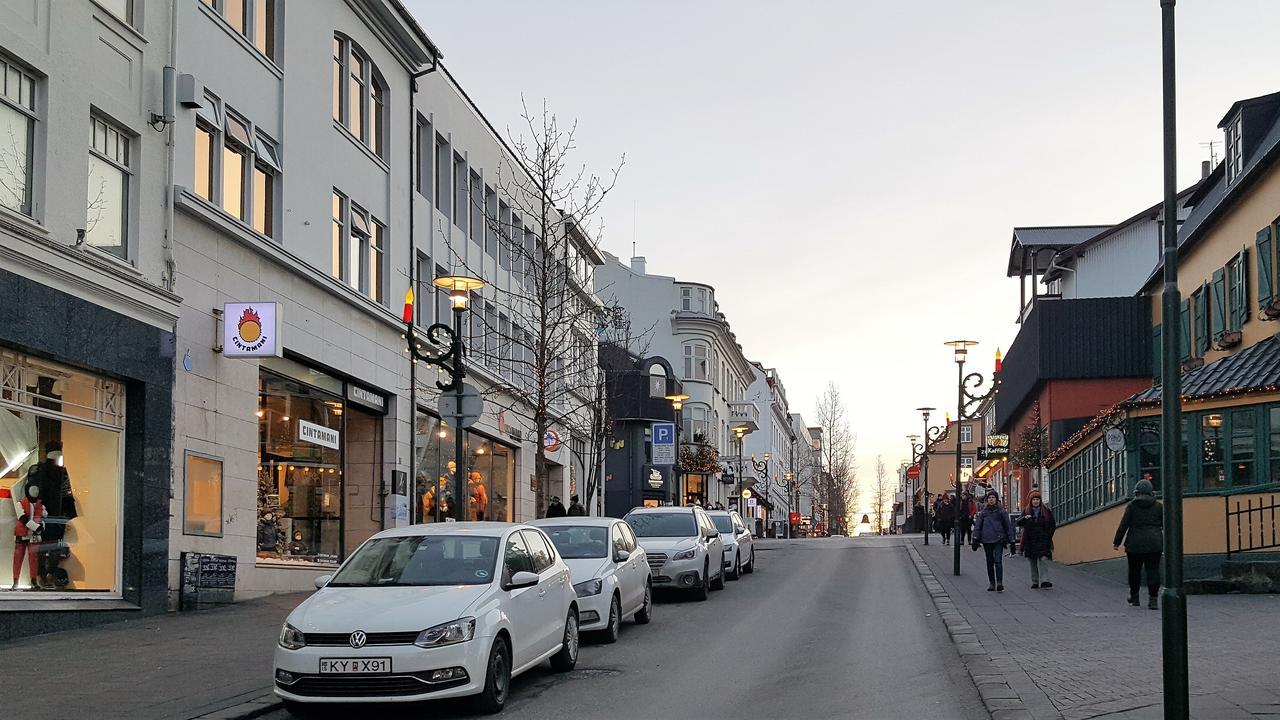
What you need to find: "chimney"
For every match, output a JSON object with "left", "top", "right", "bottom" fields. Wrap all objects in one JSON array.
[
  {"left": 630, "top": 256, "right": 646, "bottom": 274},
  {"left": 1202, "top": 160, "right": 1211, "bottom": 179}
]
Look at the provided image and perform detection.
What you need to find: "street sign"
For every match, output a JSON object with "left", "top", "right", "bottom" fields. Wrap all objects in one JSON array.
[
  {"left": 907, "top": 464, "right": 920, "bottom": 480},
  {"left": 437, "top": 382, "right": 482, "bottom": 428},
  {"left": 652, "top": 422, "right": 675, "bottom": 465},
  {"left": 1105, "top": 427, "right": 1126, "bottom": 452},
  {"left": 544, "top": 430, "right": 561, "bottom": 452},
  {"left": 747, "top": 498, "right": 757, "bottom": 509}
]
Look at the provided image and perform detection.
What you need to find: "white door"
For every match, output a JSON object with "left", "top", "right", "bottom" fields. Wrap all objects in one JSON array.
[
  {"left": 611, "top": 522, "right": 638, "bottom": 614},
  {"left": 520, "top": 529, "right": 564, "bottom": 655},
  {"left": 621, "top": 522, "right": 646, "bottom": 613},
  {"left": 502, "top": 532, "right": 542, "bottom": 669}
]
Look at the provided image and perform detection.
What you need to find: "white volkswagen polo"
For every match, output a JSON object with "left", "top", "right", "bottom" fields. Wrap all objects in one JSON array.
[
  {"left": 273, "top": 523, "right": 579, "bottom": 715},
  {"left": 531, "top": 517, "right": 653, "bottom": 643}
]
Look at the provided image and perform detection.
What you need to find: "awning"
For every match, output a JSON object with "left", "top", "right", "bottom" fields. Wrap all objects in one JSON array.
[{"left": 1129, "top": 334, "right": 1280, "bottom": 405}]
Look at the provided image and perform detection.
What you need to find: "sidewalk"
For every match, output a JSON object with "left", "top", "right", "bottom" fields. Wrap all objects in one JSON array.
[
  {"left": 0, "top": 593, "right": 304, "bottom": 720},
  {"left": 911, "top": 537, "right": 1280, "bottom": 719}
]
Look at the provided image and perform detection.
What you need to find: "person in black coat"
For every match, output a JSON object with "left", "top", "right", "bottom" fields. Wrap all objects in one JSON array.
[
  {"left": 566, "top": 495, "right": 586, "bottom": 516},
  {"left": 545, "top": 496, "right": 567, "bottom": 518},
  {"left": 1017, "top": 492, "right": 1055, "bottom": 589},
  {"left": 1113, "top": 478, "right": 1164, "bottom": 609},
  {"left": 935, "top": 495, "right": 956, "bottom": 545}
]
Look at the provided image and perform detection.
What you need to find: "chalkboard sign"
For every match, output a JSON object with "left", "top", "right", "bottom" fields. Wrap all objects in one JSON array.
[{"left": 180, "top": 552, "right": 237, "bottom": 610}]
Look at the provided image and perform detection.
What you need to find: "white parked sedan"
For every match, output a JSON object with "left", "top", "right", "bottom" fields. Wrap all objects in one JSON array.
[
  {"left": 531, "top": 517, "right": 653, "bottom": 643},
  {"left": 707, "top": 509, "right": 755, "bottom": 580},
  {"left": 273, "top": 523, "right": 579, "bottom": 715}
]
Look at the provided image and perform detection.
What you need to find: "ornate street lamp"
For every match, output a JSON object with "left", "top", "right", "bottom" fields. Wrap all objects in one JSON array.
[
  {"left": 944, "top": 340, "right": 999, "bottom": 576},
  {"left": 910, "top": 410, "right": 945, "bottom": 544},
  {"left": 403, "top": 272, "right": 485, "bottom": 522}
]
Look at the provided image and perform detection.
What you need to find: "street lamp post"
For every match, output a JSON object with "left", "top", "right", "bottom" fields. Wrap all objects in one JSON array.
[
  {"left": 1158, "top": 1, "right": 1188, "bottom": 716},
  {"left": 733, "top": 426, "right": 749, "bottom": 509},
  {"left": 914, "top": 407, "right": 941, "bottom": 545},
  {"left": 749, "top": 452, "right": 770, "bottom": 533},
  {"left": 403, "top": 273, "right": 485, "bottom": 522},
  {"left": 666, "top": 393, "right": 689, "bottom": 506},
  {"left": 944, "top": 340, "right": 999, "bottom": 577},
  {"left": 778, "top": 470, "right": 795, "bottom": 538}
]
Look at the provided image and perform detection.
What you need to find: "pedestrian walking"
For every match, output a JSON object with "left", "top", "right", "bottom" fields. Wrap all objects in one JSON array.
[
  {"left": 936, "top": 494, "right": 956, "bottom": 545},
  {"left": 1017, "top": 492, "right": 1055, "bottom": 589},
  {"left": 545, "top": 495, "right": 567, "bottom": 518},
  {"left": 971, "top": 490, "right": 1015, "bottom": 592},
  {"left": 957, "top": 492, "right": 975, "bottom": 545},
  {"left": 1113, "top": 479, "right": 1163, "bottom": 609},
  {"left": 567, "top": 494, "right": 586, "bottom": 516}
]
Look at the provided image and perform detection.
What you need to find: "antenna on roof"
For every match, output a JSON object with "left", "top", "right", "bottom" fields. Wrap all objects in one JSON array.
[
  {"left": 632, "top": 200, "right": 637, "bottom": 259},
  {"left": 1199, "top": 139, "right": 1220, "bottom": 169}
]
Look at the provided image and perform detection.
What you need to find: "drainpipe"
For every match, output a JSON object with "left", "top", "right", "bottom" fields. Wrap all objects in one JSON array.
[
  {"left": 407, "top": 56, "right": 440, "bottom": 526},
  {"left": 161, "top": 2, "right": 179, "bottom": 292}
]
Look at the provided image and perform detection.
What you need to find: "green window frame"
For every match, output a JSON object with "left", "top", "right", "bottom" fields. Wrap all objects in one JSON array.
[
  {"left": 1258, "top": 225, "right": 1274, "bottom": 310},
  {"left": 1179, "top": 299, "right": 1191, "bottom": 360},
  {"left": 1212, "top": 268, "right": 1227, "bottom": 338},
  {"left": 1227, "top": 248, "right": 1250, "bottom": 331},
  {"left": 1193, "top": 284, "right": 1210, "bottom": 356}
]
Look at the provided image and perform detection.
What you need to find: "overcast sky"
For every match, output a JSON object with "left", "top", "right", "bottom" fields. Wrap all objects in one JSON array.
[{"left": 406, "top": 0, "right": 1280, "bottom": 504}]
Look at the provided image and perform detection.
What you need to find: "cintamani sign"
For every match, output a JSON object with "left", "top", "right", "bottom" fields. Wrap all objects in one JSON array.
[{"left": 298, "top": 419, "right": 340, "bottom": 449}]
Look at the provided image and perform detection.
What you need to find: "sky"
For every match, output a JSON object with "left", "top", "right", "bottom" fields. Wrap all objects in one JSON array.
[{"left": 405, "top": 0, "right": 1280, "bottom": 508}]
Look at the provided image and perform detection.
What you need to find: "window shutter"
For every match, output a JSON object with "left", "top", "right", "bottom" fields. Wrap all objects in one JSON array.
[
  {"left": 1194, "top": 286, "right": 1210, "bottom": 355},
  {"left": 1212, "top": 268, "right": 1227, "bottom": 338},
  {"left": 1152, "top": 324, "right": 1162, "bottom": 382},
  {"left": 1179, "top": 299, "right": 1191, "bottom": 360},
  {"left": 1241, "top": 246, "right": 1251, "bottom": 322},
  {"left": 1258, "top": 227, "right": 1274, "bottom": 309}
]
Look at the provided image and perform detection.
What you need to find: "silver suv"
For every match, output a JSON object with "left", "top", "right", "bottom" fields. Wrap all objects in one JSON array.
[{"left": 624, "top": 506, "right": 726, "bottom": 601}]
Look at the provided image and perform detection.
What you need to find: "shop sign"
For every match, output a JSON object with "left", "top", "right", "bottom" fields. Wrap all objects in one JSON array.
[
  {"left": 347, "top": 384, "right": 386, "bottom": 413},
  {"left": 979, "top": 434, "right": 1009, "bottom": 460},
  {"left": 299, "top": 419, "right": 340, "bottom": 449},
  {"left": 1105, "top": 428, "right": 1126, "bottom": 452},
  {"left": 647, "top": 467, "right": 664, "bottom": 489},
  {"left": 222, "top": 302, "right": 281, "bottom": 357},
  {"left": 543, "top": 430, "right": 561, "bottom": 452},
  {"left": 747, "top": 498, "right": 757, "bottom": 509}
]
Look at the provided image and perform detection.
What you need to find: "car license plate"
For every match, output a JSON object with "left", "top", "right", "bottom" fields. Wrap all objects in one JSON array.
[{"left": 319, "top": 657, "right": 392, "bottom": 675}]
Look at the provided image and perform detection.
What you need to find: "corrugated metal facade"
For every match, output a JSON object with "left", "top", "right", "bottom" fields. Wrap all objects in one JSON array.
[{"left": 995, "top": 297, "right": 1153, "bottom": 430}]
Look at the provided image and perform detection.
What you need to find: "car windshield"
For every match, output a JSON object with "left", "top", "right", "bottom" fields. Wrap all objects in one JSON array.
[
  {"left": 328, "top": 535, "right": 500, "bottom": 587},
  {"left": 711, "top": 515, "right": 735, "bottom": 534},
  {"left": 627, "top": 513, "right": 696, "bottom": 538},
  {"left": 542, "top": 526, "right": 609, "bottom": 559}
]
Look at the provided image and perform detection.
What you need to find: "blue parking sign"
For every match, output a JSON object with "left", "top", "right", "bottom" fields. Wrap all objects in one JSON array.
[{"left": 652, "top": 422, "right": 675, "bottom": 465}]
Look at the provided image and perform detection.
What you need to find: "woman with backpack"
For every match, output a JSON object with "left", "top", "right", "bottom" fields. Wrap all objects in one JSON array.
[
  {"left": 971, "top": 490, "right": 1015, "bottom": 592},
  {"left": 1017, "top": 492, "right": 1055, "bottom": 589}
]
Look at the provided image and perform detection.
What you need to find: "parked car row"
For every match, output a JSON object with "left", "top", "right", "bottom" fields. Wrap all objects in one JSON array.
[{"left": 272, "top": 507, "right": 759, "bottom": 716}]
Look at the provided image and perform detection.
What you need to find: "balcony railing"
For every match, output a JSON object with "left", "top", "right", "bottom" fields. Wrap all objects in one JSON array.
[{"left": 728, "top": 401, "right": 760, "bottom": 432}]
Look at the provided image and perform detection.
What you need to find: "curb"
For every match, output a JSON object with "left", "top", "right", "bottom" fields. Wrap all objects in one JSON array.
[
  {"left": 189, "top": 693, "right": 282, "bottom": 720},
  {"left": 905, "top": 542, "right": 1034, "bottom": 720}
]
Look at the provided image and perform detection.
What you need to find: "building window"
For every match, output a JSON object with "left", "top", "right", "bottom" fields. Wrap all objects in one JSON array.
[
  {"left": 434, "top": 133, "right": 449, "bottom": 216},
  {"left": 204, "top": 0, "right": 275, "bottom": 61},
  {"left": 184, "top": 453, "right": 223, "bottom": 537},
  {"left": 1, "top": 350, "right": 124, "bottom": 595},
  {"left": 0, "top": 55, "right": 36, "bottom": 216},
  {"left": 333, "top": 34, "right": 385, "bottom": 157},
  {"left": 86, "top": 116, "right": 131, "bottom": 259},
  {"left": 452, "top": 152, "right": 467, "bottom": 231},
  {"left": 1225, "top": 114, "right": 1243, "bottom": 185},
  {"left": 683, "top": 343, "right": 708, "bottom": 381},
  {"left": 193, "top": 95, "right": 277, "bottom": 238},
  {"left": 413, "top": 415, "right": 514, "bottom": 523},
  {"left": 469, "top": 170, "right": 483, "bottom": 246},
  {"left": 330, "top": 192, "right": 385, "bottom": 305},
  {"left": 959, "top": 424, "right": 973, "bottom": 444},
  {"left": 415, "top": 116, "right": 432, "bottom": 197},
  {"left": 1227, "top": 250, "right": 1249, "bottom": 331}
]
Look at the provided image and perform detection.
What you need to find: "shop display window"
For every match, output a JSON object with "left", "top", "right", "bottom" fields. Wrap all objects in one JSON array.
[
  {"left": 184, "top": 452, "right": 223, "bottom": 537},
  {"left": 0, "top": 351, "right": 122, "bottom": 595},
  {"left": 414, "top": 414, "right": 514, "bottom": 523}
]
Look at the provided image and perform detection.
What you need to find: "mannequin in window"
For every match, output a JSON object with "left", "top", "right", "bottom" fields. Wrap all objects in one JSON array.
[
  {"left": 26, "top": 441, "right": 75, "bottom": 588},
  {"left": 12, "top": 483, "right": 42, "bottom": 590}
]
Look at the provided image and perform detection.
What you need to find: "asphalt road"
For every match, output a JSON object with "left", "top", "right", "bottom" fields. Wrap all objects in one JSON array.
[{"left": 264, "top": 536, "right": 986, "bottom": 720}]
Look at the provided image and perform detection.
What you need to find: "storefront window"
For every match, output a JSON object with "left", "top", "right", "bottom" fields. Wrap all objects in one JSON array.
[
  {"left": 413, "top": 413, "right": 514, "bottom": 523},
  {"left": 184, "top": 452, "right": 223, "bottom": 537},
  {"left": 258, "top": 371, "right": 342, "bottom": 564},
  {"left": 1201, "top": 414, "right": 1225, "bottom": 490},
  {"left": 684, "top": 474, "right": 705, "bottom": 506},
  {"left": 1, "top": 350, "right": 123, "bottom": 595}
]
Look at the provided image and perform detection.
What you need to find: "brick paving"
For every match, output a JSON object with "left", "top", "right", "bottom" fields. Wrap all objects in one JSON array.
[{"left": 912, "top": 537, "right": 1280, "bottom": 719}]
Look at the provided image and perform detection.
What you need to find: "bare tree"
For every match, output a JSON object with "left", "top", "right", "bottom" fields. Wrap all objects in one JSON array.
[
  {"left": 438, "top": 99, "right": 623, "bottom": 516},
  {"left": 871, "top": 455, "right": 890, "bottom": 535},
  {"left": 814, "top": 382, "right": 858, "bottom": 535}
]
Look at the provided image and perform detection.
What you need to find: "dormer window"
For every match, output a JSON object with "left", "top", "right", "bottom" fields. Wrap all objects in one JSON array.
[{"left": 1226, "top": 113, "right": 1244, "bottom": 184}]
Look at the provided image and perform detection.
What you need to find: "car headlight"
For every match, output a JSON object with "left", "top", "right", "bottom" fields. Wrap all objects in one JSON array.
[
  {"left": 278, "top": 623, "right": 306, "bottom": 650},
  {"left": 672, "top": 548, "right": 697, "bottom": 561},
  {"left": 573, "top": 578, "right": 604, "bottom": 597},
  {"left": 415, "top": 618, "right": 476, "bottom": 648}
]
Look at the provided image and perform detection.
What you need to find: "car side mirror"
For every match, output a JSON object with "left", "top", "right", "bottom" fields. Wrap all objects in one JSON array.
[
  {"left": 707, "top": 530, "right": 720, "bottom": 539},
  {"left": 614, "top": 549, "right": 631, "bottom": 563},
  {"left": 507, "top": 571, "right": 539, "bottom": 590},
  {"left": 314, "top": 574, "right": 333, "bottom": 589}
]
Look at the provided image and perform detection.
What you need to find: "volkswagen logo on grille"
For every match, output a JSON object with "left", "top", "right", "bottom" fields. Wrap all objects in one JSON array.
[{"left": 349, "top": 630, "right": 368, "bottom": 649}]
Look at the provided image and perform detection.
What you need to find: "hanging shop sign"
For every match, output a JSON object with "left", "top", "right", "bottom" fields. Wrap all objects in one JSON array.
[
  {"left": 222, "top": 302, "right": 282, "bottom": 357},
  {"left": 543, "top": 430, "right": 561, "bottom": 452},
  {"left": 298, "top": 419, "right": 340, "bottom": 449},
  {"left": 647, "top": 467, "right": 665, "bottom": 490},
  {"left": 1104, "top": 427, "right": 1126, "bottom": 452},
  {"left": 979, "top": 434, "right": 1010, "bottom": 460},
  {"left": 347, "top": 384, "right": 387, "bottom": 414}
]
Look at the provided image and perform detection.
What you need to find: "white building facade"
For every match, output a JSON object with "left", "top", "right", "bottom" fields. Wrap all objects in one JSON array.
[
  {"left": 595, "top": 253, "right": 758, "bottom": 511},
  {"left": 742, "top": 365, "right": 796, "bottom": 536}
]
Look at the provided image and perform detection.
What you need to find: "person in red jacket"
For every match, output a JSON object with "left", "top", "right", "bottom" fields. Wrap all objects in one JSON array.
[{"left": 13, "top": 483, "right": 43, "bottom": 589}]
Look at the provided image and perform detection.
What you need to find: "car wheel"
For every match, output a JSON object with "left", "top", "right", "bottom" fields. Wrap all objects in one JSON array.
[
  {"left": 550, "top": 609, "right": 579, "bottom": 671},
  {"left": 743, "top": 549, "right": 755, "bottom": 574},
  {"left": 634, "top": 581, "right": 653, "bottom": 624},
  {"left": 711, "top": 558, "right": 726, "bottom": 590},
  {"left": 601, "top": 593, "right": 621, "bottom": 644},
  {"left": 693, "top": 561, "right": 710, "bottom": 601},
  {"left": 473, "top": 636, "right": 511, "bottom": 715},
  {"left": 728, "top": 553, "right": 741, "bottom": 581}
]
